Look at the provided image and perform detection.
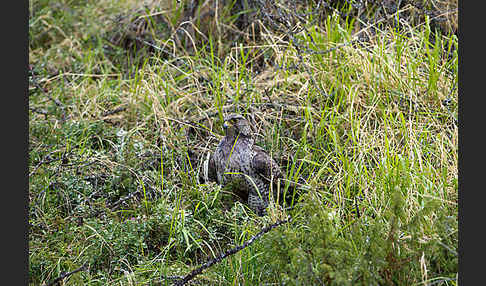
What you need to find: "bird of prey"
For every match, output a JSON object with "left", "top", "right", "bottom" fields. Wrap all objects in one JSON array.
[{"left": 205, "top": 114, "right": 292, "bottom": 216}]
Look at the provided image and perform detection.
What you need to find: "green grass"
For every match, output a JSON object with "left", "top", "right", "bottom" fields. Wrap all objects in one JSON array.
[{"left": 29, "top": 0, "right": 458, "bottom": 285}]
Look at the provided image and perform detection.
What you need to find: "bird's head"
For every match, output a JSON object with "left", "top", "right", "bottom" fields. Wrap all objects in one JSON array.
[{"left": 223, "top": 114, "right": 252, "bottom": 138}]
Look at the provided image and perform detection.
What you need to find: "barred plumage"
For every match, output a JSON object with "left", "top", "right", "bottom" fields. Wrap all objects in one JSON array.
[{"left": 209, "top": 114, "right": 288, "bottom": 216}]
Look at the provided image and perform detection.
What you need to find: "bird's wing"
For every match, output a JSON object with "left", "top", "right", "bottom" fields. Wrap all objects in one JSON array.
[
  {"left": 251, "top": 145, "right": 284, "bottom": 185},
  {"left": 252, "top": 146, "right": 302, "bottom": 207}
]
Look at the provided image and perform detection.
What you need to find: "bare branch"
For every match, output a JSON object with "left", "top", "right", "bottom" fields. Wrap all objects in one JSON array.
[
  {"left": 42, "top": 262, "right": 88, "bottom": 286},
  {"left": 173, "top": 217, "right": 291, "bottom": 286}
]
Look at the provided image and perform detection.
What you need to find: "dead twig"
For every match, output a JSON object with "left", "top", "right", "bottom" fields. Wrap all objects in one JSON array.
[
  {"left": 29, "top": 144, "right": 79, "bottom": 177},
  {"left": 102, "top": 106, "right": 127, "bottom": 117},
  {"left": 173, "top": 217, "right": 291, "bottom": 286},
  {"left": 29, "top": 65, "right": 67, "bottom": 121},
  {"left": 109, "top": 190, "right": 141, "bottom": 210},
  {"left": 42, "top": 262, "right": 88, "bottom": 286},
  {"left": 29, "top": 106, "right": 48, "bottom": 116},
  {"left": 29, "top": 151, "right": 64, "bottom": 178}
]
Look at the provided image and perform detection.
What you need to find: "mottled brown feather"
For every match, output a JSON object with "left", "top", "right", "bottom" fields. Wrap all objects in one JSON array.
[
  {"left": 209, "top": 114, "right": 292, "bottom": 216},
  {"left": 251, "top": 145, "right": 284, "bottom": 185}
]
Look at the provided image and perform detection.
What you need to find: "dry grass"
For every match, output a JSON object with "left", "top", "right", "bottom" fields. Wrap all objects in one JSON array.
[{"left": 29, "top": 0, "right": 457, "bottom": 285}]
